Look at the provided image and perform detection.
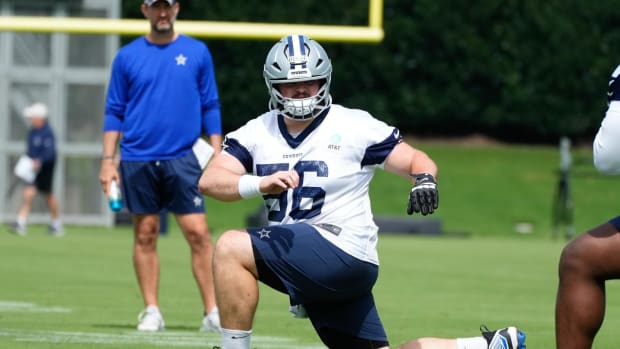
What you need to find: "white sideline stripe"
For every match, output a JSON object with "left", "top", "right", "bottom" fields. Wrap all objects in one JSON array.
[
  {"left": 0, "top": 328, "right": 326, "bottom": 348},
  {"left": 0, "top": 301, "right": 71, "bottom": 313}
]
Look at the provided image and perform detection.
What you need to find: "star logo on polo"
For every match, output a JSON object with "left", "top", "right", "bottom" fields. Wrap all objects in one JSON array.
[
  {"left": 193, "top": 196, "right": 202, "bottom": 207},
  {"left": 257, "top": 228, "right": 271, "bottom": 239},
  {"left": 175, "top": 54, "right": 187, "bottom": 66}
]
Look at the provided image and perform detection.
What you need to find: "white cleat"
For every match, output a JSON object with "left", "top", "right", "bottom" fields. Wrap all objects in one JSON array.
[
  {"left": 137, "top": 306, "right": 165, "bottom": 332},
  {"left": 9, "top": 223, "right": 26, "bottom": 236},
  {"left": 49, "top": 224, "right": 64, "bottom": 237},
  {"left": 481, "top": 325, "right": 526, "bottom": 349}
]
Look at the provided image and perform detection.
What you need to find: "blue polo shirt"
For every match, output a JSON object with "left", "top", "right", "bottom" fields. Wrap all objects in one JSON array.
[{"left": 103, "top": 34, "right": 222, "bottom": 161}]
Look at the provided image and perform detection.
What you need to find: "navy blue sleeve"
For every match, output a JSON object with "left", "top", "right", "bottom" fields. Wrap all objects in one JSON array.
[
  {"left": 608, "top": 65, "right": 620, "bottom": 104},
  {"left": 222, "top": 136, "right": 254, "bottom": 173},
  {"left": 361, "top": 128, "right": 402, "bottom": 167}
]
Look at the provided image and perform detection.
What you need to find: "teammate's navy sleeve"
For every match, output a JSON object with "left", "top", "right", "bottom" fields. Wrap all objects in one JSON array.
[{"left": 608, "top": 64, "right": 620, "bottom": 104}]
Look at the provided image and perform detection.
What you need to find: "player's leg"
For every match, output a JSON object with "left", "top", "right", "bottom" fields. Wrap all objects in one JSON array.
[
  {"left": 44, "top": 193, "right": 60, "bottom": 221},
  {"left": 37, "top": 163, "right": 62, "bottom": 234},
  {"left": 120, "top": 160, "right": 165, "bottom": 331},
  {"left": 43, "top": 192, "right": 62, "bottom": 235},
  {"left": 132, "top": 213, "right": 161, "bottom": 309},
  {"left": 213, "top": 228, "right": 258, "bottom": 348},
  {"left": 166, "top": 152, "right": 219, "bottom": 330},
  {"left": 398, "top": 338, "right": 456, "bottom": 349},
  {"left": 306, "top": 294, "right": 389, "bottom": 349},
  {"left": 398, "top": 326, "right": 525, "bottom": 349},
  {"left": 556, "top": 217, "right": 620, "bottom": 349},
  {"left": 14, "top": 184, "right": 36, "bottom": 233},
  {"left": 250, "top": 223, "right": 388, "bottom": 348},
  {"left": 176, "top": 212, "right": 219, "bottom": 329}
]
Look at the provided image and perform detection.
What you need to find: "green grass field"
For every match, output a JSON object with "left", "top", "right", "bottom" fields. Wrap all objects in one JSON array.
[
  {"left": 3, "top": 228, "right": 620, "bottom": 348},
  {"left": 1, "top": 142, "right": 619, "bottom": 348}
]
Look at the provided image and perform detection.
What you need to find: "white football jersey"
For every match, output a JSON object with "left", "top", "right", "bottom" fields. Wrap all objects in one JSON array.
[
  {"left": 223, "top": 104, "right": 401, "bottom": 264},
  {"left": 594, "top": 65, "right": 620, "bottom": 174}
]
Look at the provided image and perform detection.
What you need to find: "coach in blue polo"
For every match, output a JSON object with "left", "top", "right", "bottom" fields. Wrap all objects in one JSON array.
[{"left": 98, "top": 0, "right": 222, "bottom": 332}]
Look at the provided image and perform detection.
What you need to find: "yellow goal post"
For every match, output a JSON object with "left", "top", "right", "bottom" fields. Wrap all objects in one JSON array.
[{"left": 0, "top": 0, "right": 384, "bottom": 43}]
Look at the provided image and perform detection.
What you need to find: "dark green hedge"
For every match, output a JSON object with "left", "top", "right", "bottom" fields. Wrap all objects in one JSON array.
[{"left": 123, "top": 0, "right": 620, "bottom": 143}]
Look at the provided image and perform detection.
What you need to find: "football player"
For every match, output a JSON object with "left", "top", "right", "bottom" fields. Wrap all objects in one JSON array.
[
  {"left": 200, "top": 34, "right": 524, "bottom": 349},
  {"left": 555, "top": 63, "right": 620, "bottom": 349}
]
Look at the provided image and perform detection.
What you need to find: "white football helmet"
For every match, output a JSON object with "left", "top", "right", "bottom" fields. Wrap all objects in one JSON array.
[{"left": 263, "top": 34, "right": 332, "bottom": 120}]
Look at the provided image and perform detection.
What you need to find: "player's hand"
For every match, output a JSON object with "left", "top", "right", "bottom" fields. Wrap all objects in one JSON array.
[
  {"left": 407, "top": 173, "right": 438, "bottom": 216},
  {"left": 261, "top": 170, "right": 299, "bottom": 195}
]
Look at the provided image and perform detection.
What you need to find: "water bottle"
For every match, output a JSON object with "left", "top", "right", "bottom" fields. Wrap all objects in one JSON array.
[{"left": 108, "top": 179, "right": 122, "bottom": 212}]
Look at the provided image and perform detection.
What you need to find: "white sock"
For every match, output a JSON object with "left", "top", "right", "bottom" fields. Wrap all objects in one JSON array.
[
  {"left": 145, "top": 305, "right": 160, "bottom": 314},
  {"left": 221, "top": 328, "right": 252, "bottom": 349},
  {"left": 16, "top": 216, "right": 26, "bottom": 227},
  {"left": 207, "top": 306, "right": 219, "bottom": 316},
  {"left": 51, "top": 219, "right": 62, "bottom": 229},
  {"left": 456, "top": 337, "right": 488, "bottom": 349}
]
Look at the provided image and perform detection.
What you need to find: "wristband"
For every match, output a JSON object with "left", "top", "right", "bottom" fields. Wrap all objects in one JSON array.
[
  {"left": 410, "top": 173, "right": 435, "bottom": 183},
  {"left": 102, "top": 155, "right": 115, "bottom": 161},
  {"left": 238, "top": 175, "right": 263, "bottom": 198}
]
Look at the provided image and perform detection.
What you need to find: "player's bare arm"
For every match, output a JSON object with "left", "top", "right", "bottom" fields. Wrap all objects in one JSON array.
[
  {"left": 199, "top": 153, "right": 246, "bottom": 201},
  {"left": 384, "top": 141, "right": 439, "bottom": 216},
  {"left": 199, "top": 153, "right": 300, "bottom": 201},
  {"left": 384, "top": 142, "right": 438, "bottom": 180}
]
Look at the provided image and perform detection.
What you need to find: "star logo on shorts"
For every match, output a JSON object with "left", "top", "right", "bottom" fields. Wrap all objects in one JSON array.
[
  {"left": 257, "top": 228, "right": 271, "bottom": 239},
  {"left": 222, "top": 136, "right": 231, "bottom": 151},
  {"left": 193, "top": 196, "right": 202, "bottom": 207},
  {"left": 175, "top": 54, "right": 187, "bottom": 66}
]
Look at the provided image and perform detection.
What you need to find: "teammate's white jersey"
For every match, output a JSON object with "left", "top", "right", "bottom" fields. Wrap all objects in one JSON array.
[
  {"left": 594, "top": 64, "right": 620, "bottom": 174},
  {"left": 223, "top": 104, "right": 401, "bottom": 265}
]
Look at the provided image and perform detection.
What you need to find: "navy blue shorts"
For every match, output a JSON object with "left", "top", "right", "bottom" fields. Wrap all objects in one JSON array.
[
  {"left": 119, "top": 152, "right": 205, "bottom": 215},
  {"left": 35, "top": 161, "right": 55, "bottom": 193},
  {"left": 610, "top": 216, "right": 620, "bottom": 231},
  {"left": 249, "top": 223, "right": 387, "bottom": 342}
]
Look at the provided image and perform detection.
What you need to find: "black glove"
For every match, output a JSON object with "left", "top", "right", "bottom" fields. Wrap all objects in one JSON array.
[{"left": 407, "top": 173, "right": 439, "bottom": 216}]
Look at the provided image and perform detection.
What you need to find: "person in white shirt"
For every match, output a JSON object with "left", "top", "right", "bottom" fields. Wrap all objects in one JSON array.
[
  {"left": 200, "top": 34, "right": 524, "bottom": 349},
  {"left": 555, "top": 64, "right": 620, "bottom": 349}
]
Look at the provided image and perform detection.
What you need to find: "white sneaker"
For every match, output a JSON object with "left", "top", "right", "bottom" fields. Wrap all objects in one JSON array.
[
  {"left": 9, "top": 222, "right": 26, "bottom": 236},
  {"left": 200, "top": 307, "right": 221, "bottom": 332},
  {"left": 137, "top": 306, "right": 165, "bottom": 332},
  {"left": 48, "top": 223, "right": 64, "bottom": 237}
]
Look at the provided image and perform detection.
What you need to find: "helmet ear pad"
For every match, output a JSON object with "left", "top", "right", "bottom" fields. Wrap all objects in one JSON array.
[{"left": 263, "top": 34, "right": 332, "bottom": 120}]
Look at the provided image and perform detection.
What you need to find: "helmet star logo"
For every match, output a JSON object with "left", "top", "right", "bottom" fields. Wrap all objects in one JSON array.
[
  {"left": 257, "top": 228, "right": 271, "bottom": 239},
  {"left": 175, "top": 54, "right": 187, "bottom": 66}
]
